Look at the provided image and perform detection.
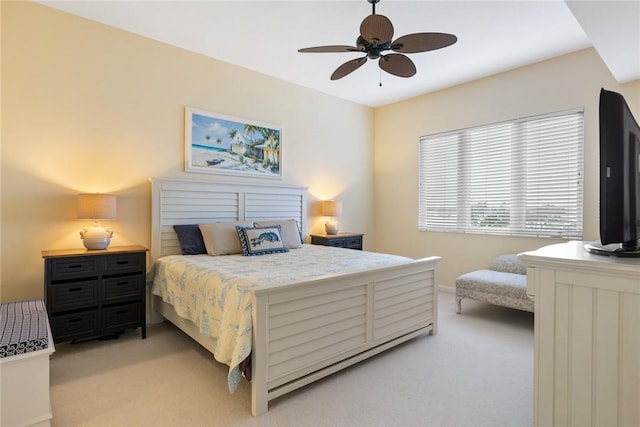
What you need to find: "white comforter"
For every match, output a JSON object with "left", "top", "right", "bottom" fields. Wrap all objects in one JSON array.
[{"left": 150, "top": 244, "right": 411, "bottom": 392}]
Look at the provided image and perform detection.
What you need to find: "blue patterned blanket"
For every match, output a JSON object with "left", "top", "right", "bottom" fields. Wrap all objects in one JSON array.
[{"left": 150, "top": 244, "right": 411, "bottom": 392}]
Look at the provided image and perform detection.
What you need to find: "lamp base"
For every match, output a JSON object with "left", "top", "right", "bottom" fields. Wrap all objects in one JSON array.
[
  {"left": 325, "top": 221, "right": 339, "bottom": 235},
  {"left": 81, "top": 237, "right": 112, "bottom": 250},
  {"left": 80, "top": 224, "right": 114, "bottom": 250}
]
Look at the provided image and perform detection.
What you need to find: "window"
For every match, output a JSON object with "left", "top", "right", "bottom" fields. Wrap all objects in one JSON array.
[{"left": 418, "top": 109, "right": 584, "bottom": 239}]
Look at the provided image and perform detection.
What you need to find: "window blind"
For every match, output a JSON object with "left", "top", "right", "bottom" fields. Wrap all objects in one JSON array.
[{"left": 419, "top": 109, "right": 584, "bottom": 239}]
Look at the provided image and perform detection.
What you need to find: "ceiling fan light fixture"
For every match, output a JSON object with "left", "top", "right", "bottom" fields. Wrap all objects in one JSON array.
[{"left": 298, "top": 0, "right": 457, "bottom": 81}]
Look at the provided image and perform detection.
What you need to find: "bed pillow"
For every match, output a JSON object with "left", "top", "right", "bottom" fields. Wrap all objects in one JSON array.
[
  {"left": 254, "top": 219, "right": 303, "bottom": 249},
  {"left": 173, "top": 224, "right": 207, "bottom": 255},
  {"left": 199, "top": 220, "right": 254, "bottom": 255},
  {"left": 236, "top": 225, "right": 289, "bottom": 256}
]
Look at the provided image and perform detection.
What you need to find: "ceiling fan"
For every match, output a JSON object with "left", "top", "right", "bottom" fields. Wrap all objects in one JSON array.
[{"left": 298, "top": 0, "right": 457, "bottom": 81}]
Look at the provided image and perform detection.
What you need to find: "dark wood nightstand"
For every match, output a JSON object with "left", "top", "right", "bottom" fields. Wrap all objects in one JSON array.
[
  {"left": 42, "top": 245, "right": 148, "bottom": 343},
  {"left": 310, "top": 233, "right": 364, "bottom": 250}
]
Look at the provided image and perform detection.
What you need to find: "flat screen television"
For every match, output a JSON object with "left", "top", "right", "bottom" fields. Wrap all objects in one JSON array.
[{"left": 586, "top": 88, "right": 640, "bottom": 257}]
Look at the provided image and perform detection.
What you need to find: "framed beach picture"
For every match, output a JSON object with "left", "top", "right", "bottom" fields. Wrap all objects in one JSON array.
[{"left": 185, "top": 107, "right": 282, "bottom": 179}]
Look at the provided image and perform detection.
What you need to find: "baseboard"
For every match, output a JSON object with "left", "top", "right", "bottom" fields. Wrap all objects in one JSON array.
[{"left": 438, "top": 285, "right": 455, "bottom": 294}]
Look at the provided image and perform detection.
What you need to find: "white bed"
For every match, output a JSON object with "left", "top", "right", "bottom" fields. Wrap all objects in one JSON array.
[{"left": 149, "top": 177, "right": 441, "bottom": 415}]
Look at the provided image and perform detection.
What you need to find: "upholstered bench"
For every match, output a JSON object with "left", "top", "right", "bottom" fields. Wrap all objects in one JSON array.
[{"left": 455, "top": 254, "right": 533, "bottom": 314}]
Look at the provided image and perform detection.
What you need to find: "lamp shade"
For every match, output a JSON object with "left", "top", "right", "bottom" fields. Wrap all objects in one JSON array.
[
  {"left": 322, "top": 200, "right": 342, "bottom": 217},
  {"left": 77, "top": 193, "right": 116, "bottom": 220}
]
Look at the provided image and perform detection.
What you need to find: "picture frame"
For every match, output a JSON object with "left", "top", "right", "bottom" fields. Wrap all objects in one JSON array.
[{"left": 185, "top": 107, "right": 282, "bottom": 179}]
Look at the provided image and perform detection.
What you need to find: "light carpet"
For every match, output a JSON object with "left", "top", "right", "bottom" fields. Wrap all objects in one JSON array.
[{"left": 49, "top": 290, "right": 534, "bottom": 426}]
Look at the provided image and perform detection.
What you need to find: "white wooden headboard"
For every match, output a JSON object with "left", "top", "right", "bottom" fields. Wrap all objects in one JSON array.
[{"left": 149, "top": 177, "right": 307, "bottom": 260}]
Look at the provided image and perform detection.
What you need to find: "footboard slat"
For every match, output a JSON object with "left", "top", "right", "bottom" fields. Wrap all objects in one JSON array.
[
  {"left": 270, "top": 306, "right": 365, "bottom": 345},
  {"left": 269, "top": 331, "right": 366, "bottom": 379},
  {"left": 269, "top": 292, "right": 366, "bottom": 328}
]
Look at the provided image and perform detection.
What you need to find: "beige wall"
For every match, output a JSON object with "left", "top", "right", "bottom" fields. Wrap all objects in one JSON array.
[
  {"left": 0, "top": 2, "right": 374, "bottom": 302},
  {"left": 3, "top": 3, "right": 639, "bottom": 301},
  {"left": 374, "top": 48, "right": 640, "bottom": 287}
]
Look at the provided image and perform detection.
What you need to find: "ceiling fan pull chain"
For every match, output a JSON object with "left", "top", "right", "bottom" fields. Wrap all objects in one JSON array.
[{"left": 379, "top": 68, "right": 383, "bottom": 87}]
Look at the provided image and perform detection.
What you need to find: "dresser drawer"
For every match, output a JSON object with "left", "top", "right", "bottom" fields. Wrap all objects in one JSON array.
[
  {"left": 103, "top": 275, "right": 143, "bottom": 303},
  {"left": 50, "top": 310, "right": 98, "bottom": 341},
  {"left": 48, "top": 280, "right": 98, "bottom": 311},
  {"left": 102, "top": 253, "right": 145, "bottom": 275},
  {"left": 103, "top": 302, "right": 142, "bottom": 331},
  {"left": 49, "top": 257, "right": 99, "bottom": 280}
]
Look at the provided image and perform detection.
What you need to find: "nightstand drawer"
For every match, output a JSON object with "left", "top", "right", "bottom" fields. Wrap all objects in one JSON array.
[
  {"left": 103, "top": 253, "right": 145, "bottom": 275},
  {"left": 103, "top": 302, "right": 142, "bottom": 330},
  {"left": 345, "top": 237, "right": 362, "bottom": 248},
  {"left": 49, "top": 257, "right": 99, "bottom": 280},
  {"left": 48, "top": 280, "right": 98, "bottom": 311},
  {"left": 103, "top": 275, "right": 143, "bottom": 303},
  {"left": 327, "top": 239, "right": 346, "bottom": 247},
  {"left": 50, "top": 310, "right": 98, "bottom": 340}
]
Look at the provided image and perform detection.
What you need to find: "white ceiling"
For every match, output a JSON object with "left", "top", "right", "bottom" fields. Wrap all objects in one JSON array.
[{"left": 37, "top": 0, "right": 640, "bottom": 108}]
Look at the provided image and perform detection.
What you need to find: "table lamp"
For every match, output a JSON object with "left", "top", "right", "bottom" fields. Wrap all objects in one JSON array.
[
  {"left": 322, "top": 200, "right": 342, "bottom": 235},
  {"left": 78, "top": 193, "right": 116, "bottom": 250}
]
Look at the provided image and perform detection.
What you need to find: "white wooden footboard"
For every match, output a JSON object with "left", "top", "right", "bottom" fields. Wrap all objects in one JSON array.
[{"left": 250, "top": 256, "right": 440, "bottom": 415}]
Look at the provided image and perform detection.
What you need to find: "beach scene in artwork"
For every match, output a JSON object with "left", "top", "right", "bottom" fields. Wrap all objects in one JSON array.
[{"left": 189, "top": 111, "right": 280, "bottom": 176}]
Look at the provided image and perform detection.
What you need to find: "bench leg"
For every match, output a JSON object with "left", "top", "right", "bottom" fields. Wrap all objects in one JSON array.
[{"left": 456, "top": 297, "right": 462, "bottom": 314}]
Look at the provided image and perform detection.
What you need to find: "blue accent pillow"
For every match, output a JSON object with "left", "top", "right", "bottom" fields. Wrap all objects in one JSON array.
[
  {"left": 173, "top": 224, "right": 207, "bottom": 255},
  {"left": 235, "top": 225, "right": 289, "bottom": 256}
]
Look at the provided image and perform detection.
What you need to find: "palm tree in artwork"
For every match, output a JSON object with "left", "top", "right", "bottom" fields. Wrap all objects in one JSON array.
[
  {"left": 229, "top": 129, "right": 237, "bottom": 140},
  {"left": 243, "top": 124, "right": 260, "bottom": 138},
  {"left": 244, "top": 125, "right": 261, "bottom": 149},
  {"left": 259, "top": 128, "right": 280, "bottom": 170}
]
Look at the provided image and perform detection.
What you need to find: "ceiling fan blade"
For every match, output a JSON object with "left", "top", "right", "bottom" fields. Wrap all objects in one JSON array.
[
  {"left": 331, "top": 57, "right": 368, "bottom": 80},
  {"left": 298, "top": 45, "right": 361, "bottom": 53},
  {"left": 360, "top": 14, "right": 394, "bottom": 44},
  {"left": 379, "top": 53, "right": 416, "bottom": 78},
  {"left": 391, "top": 33, "right": 457, "bottom": 53}
]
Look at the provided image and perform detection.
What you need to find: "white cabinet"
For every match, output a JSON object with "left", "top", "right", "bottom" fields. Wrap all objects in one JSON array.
[
  {"left": 520, "top": 241, "right": 639, "bottom": 427},
  {"left": 0, "top": 300, "right": 55, "bottom": 427}
]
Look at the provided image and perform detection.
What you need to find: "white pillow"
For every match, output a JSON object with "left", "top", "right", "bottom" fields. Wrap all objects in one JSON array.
[
  {"left": 254, "top": 219, "right": 303, "bottom": 249},
  {"left": 199, "top": 220, "right": 254, "bottom": 255}
]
